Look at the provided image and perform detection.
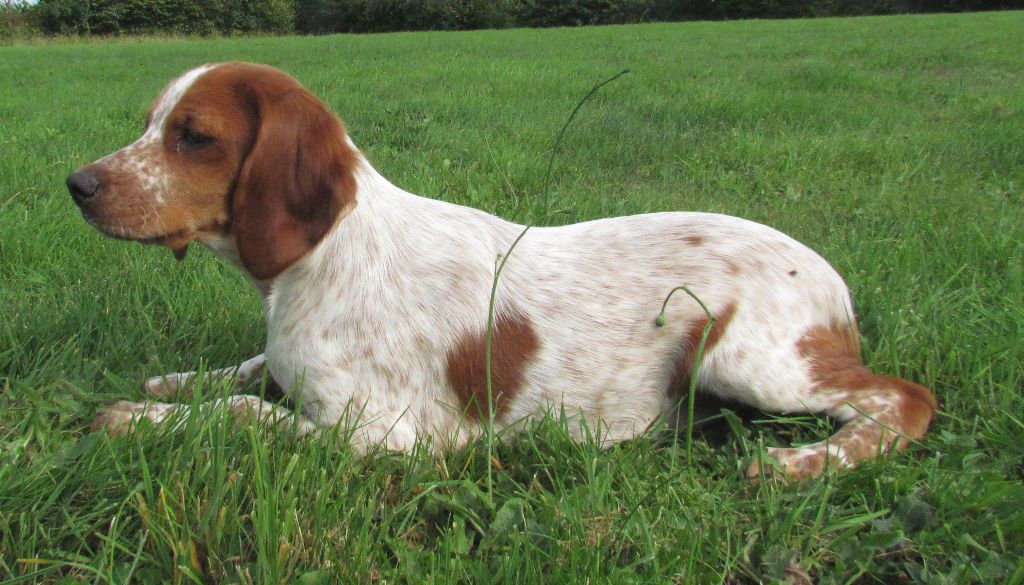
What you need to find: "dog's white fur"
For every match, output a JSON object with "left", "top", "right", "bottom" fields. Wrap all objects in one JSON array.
[{"left": 75, "top": 64, "right": 934, "bottom": 479}]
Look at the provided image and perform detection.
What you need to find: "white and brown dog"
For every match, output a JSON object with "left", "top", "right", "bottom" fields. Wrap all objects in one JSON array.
[{"left": 67, "top": 63, "right": 934, "bottom": 480}]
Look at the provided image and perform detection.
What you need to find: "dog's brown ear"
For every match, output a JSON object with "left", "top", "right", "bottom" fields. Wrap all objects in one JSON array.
[{"left": 233, "top": 83, "right": 357, "bottom": 280}]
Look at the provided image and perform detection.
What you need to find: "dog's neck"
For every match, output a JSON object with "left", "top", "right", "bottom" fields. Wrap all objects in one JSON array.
[
  {"left": 277, "top": 155, "right": 420, "bottom": 281},
  {"left": 195, "top": 141, "right": 410, "bottom": 298},
  {"left": 199, "top": 140, "right": 521, "bottom": 315}
]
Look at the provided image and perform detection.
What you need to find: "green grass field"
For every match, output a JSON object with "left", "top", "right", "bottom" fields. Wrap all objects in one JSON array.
[{"left": 2, "top": 11, "right": 1023, "bottom": 583}]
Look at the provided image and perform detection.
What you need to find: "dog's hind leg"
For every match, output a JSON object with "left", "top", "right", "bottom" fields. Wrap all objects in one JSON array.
[
  {"left": 740, "top": 323, "right": 935, "bottom": 480},
  {"left": 746, "top": 374, "right": 935, "bottom": 480},
  {"left": 703, "top": 313, "right": 936, "bottom": 481}
]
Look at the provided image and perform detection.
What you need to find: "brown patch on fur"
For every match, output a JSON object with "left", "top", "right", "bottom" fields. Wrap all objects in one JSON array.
[
  {"left": 667, "top": 302, "right": 737, "bottom": 400},
  {"left": 727, "top": 260, "right": 742, "bottom": 276},
  {"left": 683, "top": 234, "right": 704, "bottom": 247},
  {"left": 797, "top": 322, "right": 866, "bottom": 388},
  {"left": 445, "top": 312, "right": 540, "bottom": 422},
  {"left": 788, "top": 269, "right": 798, "bottom": 276}
]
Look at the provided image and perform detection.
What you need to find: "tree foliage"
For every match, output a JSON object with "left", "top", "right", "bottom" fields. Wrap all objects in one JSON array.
[
  {"left": 7, "top": 0, "right": 1018, "bottom": 38},
  {"left": 35, "top": 0, "right": 294, "bottom": 35},
  {"left": 294, "top": 0, "right": 513, "bottom": 34}
]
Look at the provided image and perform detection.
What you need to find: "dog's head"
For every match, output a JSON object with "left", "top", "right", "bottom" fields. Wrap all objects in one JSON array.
[{"left": 67, "top": 62, "right": 358, "bottom": 280}]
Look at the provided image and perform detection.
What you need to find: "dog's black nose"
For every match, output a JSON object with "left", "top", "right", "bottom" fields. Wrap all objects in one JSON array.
[{"left": 67, "top": 168, "right": 102, "bottom": 205}]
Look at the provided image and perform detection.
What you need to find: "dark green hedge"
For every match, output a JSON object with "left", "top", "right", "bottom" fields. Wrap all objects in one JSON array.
[
  {"left": 8, "top": 0, "right": 1020, "bottom": 38},
  {"left": 35, "top": 0, "right": 294, "bottom": 35},
  {"left": 511, "top": 0, "right": 1018, "bottom": 27},
  {"left": 294, "top": 0, "right": 513, "bottom": 34},
  {"left": 0, "top": 2, "right": 41, "bottom": 39},
  {"left": 294, "top": 0, "right": 1019, "bottom": 33}
]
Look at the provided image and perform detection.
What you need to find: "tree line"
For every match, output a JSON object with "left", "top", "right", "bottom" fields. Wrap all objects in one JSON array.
[{"left": 1, "top": 0, "right": 1018, "bottom": 38}]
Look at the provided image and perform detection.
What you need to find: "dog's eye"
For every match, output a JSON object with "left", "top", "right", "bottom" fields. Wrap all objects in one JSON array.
[{"left": 180, "top": 129, "right": 213, "bottom": 147}]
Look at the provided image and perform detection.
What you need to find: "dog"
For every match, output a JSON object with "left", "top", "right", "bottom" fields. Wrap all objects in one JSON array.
[{"left": 67, "top": 63, "right": 935, "bottom": 480}]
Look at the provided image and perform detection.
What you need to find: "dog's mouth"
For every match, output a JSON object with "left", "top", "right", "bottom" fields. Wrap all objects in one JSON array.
[{"left": 85, "top": 214, "right": 228, "bottom": 261}]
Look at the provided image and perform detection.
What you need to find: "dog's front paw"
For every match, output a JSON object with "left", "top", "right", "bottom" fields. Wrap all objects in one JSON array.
[
  {"left": 90, "top": 401, "right": 178, "bottom": 435},
  {"left": 143, "top": 373, "right": 193, "bottom": 398}
]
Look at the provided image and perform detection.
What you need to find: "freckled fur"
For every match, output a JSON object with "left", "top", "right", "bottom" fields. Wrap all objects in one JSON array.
[{"left": 77, "top": 63, "right": 934, "bottom": 479}]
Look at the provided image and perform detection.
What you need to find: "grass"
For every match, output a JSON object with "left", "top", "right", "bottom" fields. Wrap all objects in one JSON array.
[{"left": 1, "top": 10, "right": 1023, "bottom": 583}]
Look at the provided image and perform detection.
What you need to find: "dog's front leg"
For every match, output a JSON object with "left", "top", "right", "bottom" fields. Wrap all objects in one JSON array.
[
  {"left": 90, "top": 395, "right": 318, "bottom": 437},
  {"left": 143, "top": 354, "right": 269, "bottom": 398}
]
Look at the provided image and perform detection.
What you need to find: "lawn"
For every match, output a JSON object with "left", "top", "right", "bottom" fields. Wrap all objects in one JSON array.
[{"left": 1, "top": 11, "right": 1022, "bottom": 583}]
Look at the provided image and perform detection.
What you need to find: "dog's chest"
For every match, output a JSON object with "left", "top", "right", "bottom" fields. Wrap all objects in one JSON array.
[
  {"left": 261, "top": 279, "right": 453, "bottom": 420},
  {"left": 264, "top": 287, "right": 372, "bottom": 379}
]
